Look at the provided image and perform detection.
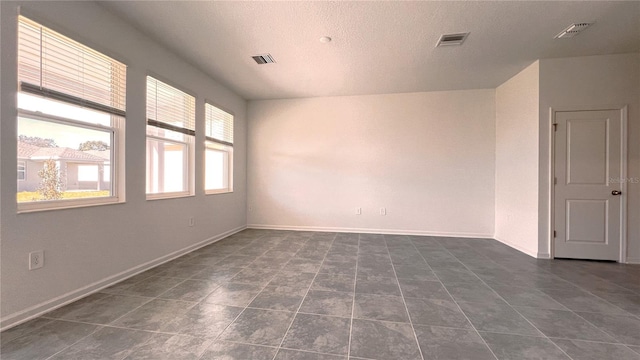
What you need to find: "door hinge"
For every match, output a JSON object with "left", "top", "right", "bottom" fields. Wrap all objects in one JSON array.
[
  {"left": 554, "top": 177, "right": 557, "bottom": 185},
  {"left": 553, "top": 230, "right": 557, "bottom": 238},
  {"left": 553, "top": 123, "right": 558, "bottom": 131}
]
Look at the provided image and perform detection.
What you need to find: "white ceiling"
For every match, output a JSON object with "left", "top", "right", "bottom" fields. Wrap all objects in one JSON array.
[{"left": 99, "top": 1, "right": 640, "bottom": 100}]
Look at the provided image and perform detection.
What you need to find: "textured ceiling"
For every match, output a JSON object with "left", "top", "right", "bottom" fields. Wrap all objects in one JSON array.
[{"left": 99, "top": 1, "right": 640, "bottom": 100}]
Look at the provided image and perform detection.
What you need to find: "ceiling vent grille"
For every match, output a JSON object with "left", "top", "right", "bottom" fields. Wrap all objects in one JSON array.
[
  {"left": 252, "top": 54, "right": 276, "bottom": 64},
  {"left": 436, "top": 32, "right": 469, "bottom": 47},
  {"left": 555, "top": 23, "right": 593, "bottom": 39}
]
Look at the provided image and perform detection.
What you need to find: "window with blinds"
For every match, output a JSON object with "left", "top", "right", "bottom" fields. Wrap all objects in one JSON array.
[
  {"left": 16, "top": 16, "right": 126, "bottom": 212},
  {"left": 146, "top": 77, "right": 195, "bottom": 136},
  {"left": 145, "top": 76, "right": 195, "bottom": 198},
  {"left": 18, "top": 16, "right": 126, "bottom": 117},
  {"left": 205, "top": 103, "right": 234, "bottom": 146},
  {"left": 205, "top": 103, "right": 233, "bottom": 194}
]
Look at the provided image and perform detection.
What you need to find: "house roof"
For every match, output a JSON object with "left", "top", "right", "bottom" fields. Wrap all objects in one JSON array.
[
  {"left": 17, "top": 142, "right": 41, "bottom": 158},
  {"left": 18, "top": 141, "right": 107, "bottom": 162},
  {"left": 83, "top": 150, "right": 111, "bottom": 160}
]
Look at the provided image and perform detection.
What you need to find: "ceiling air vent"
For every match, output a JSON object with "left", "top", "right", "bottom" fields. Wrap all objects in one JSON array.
[
  {"left": 555, "top": 23, "right": 593, "bottom": 39},
  {"left": 436, "top": 32, "right": 469, "bottom": 47},
  {"left": 252, "top": 54, "right": 276, "bottom": 64}
]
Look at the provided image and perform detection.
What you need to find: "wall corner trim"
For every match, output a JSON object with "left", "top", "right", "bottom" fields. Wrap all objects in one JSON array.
[{"left": 493, "top": 236, "right": 540, "bottom": 258}]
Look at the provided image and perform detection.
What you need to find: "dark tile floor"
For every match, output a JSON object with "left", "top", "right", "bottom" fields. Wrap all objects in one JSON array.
[{"left": 2, "top": 229, "right": 640, "bottom": 359}]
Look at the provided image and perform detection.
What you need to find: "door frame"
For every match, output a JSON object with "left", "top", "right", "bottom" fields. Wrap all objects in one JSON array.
[{"left": 548, "top": 105, "right": 628, "bottom": 263}]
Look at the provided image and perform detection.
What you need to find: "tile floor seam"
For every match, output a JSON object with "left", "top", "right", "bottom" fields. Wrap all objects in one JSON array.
[
  {"left": 92, "top": 298, "right": 162, "bottom": 325},
  {"left": 205, "top": 234, "right": 287, "bottom": 355},
  {"left": 271, "top": 233, "right": 338, "bottom": 360},
  {"left": 384, "top": 237, "right": 425, "bottom": 360},
  {"left": 279, "top": 345, "right": 352, "bottom": 357},
  {"left": 570, "top": 309, "right": 634, "bottom": 346},
  {"left": 41, "top": 323, "right": 104, "bottom": 360},
  {"left": 293, "top": 311, "right": 351, "bottom": 320},
  {"left": 346, "top": 234, "right": 360, "bottom": 360},
  {"left": 410, "top": 240, "right": 500, "bottom": 360},
  {"left": 438, "top": 245, "right": 577, "bottom": 360},
  {"left": 546, "top": 336, "right": 631, "bottom": 346},
  {"left": 46, "top": 294, "right": 158, "bottom": 329},
  {"left": 584, "top": 290, "right": 640, "bottom": 320},
  {"left": 155, "top": 278, "right": 224, "bottom": 302}
]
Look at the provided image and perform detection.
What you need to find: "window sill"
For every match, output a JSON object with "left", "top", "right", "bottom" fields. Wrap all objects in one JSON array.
[
  {"left": 17, "top": 196, "right": 123, "bottom": 214},
  {"left": 205, "top": 189, "right": 233, "bottom": 195},
  {"left": 146, "top": 191, "right": 195, "bottom": 201}
]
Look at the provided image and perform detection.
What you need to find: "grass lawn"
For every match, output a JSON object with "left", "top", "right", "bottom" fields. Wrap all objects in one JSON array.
[{"left": 17, "top": 190, "right": 110, "bottom": 202}]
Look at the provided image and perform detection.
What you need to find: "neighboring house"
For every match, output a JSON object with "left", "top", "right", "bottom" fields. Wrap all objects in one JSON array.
[{"left": 17, "top": 141, "right": 110, "bottom": 192}]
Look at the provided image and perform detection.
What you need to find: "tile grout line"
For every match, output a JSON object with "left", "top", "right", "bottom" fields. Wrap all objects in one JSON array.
[
  {"left": 271, "top": 233, "right": 338, "bottom": 360},
  {"left": 346, "top": 234, "right": 360, "bottom": 360},
  {"left": 581, "top": 291, "right": 640, "bottom": 321},
  {"left": 42, "top": 323, "right": 105, "bottom": 360},
  {"left": 435, "top": 242, "right": 577, "bottom": 360},
  {"left": 569, "top": 309, "right": 633, "bottom": 348},
  {"left": 409, "top": 238, "right": 500, "bottom": 360},
  {"left": 383, "top": 236, "right": 425, "bottom": 360},
  {"left": 202, "top": 233, "right": 290, "bottom": 359}
]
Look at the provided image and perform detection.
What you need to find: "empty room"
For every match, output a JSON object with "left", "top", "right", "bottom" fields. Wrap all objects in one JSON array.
[{"left": 1, "top": 1, "right": 639, "bottom": 359}]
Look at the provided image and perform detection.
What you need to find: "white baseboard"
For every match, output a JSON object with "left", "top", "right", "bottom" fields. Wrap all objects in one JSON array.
[
  {"left": 247, "top": 224, "right": 493, "bottom": 239},
  {"left": 0, "top": 225, "right": 246, "bottom": 331},
  {"left": 626, "top": 258, "right": 640, "bottom": 264},
  {"left": 493, "top": 236, "right": 541, "bottom": 259}
]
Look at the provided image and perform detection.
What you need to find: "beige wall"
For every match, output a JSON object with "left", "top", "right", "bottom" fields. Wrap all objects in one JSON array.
[
  {"left": 538, "top": 53, "right": 640, "bottom": 263},
  {"left": 247, "top": 90, "right": 496, "bottom": 237},
  {"left": 1, "top": 1, "right": 247, "bottom": 329},
  {"left": 495, "top": 61, "right": 541, "bottom": 257}
]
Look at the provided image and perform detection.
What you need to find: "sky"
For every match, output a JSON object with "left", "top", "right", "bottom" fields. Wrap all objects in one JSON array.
[{"left": 17, "top": 93, "right": 112, "bottom": 149}]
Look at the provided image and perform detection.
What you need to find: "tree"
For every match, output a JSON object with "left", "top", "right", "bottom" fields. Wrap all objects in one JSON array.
[
  {"left": 78, "top": 140, "right": 110, "bottom": 151},
  {"left": 18, "top": 135, "right": 57, "bottom": 148},
  {"left": 37, "top": 159, "right": 65, "bottom": 200}
]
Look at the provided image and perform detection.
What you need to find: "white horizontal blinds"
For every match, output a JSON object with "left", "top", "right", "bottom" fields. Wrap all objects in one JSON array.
[
  {"left": 17, "top": 16, "right": 126, "bottom": 115},
  {"left": 205, "top": 103, "right": 234, "bottom": 146},
  {"left": 146, "top": 77, "right": 196, "bottom": 136}
]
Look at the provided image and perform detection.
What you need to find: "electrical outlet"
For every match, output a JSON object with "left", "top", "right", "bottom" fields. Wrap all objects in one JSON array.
[
  {"left": 356, "top": 207, "right": 362, "bottom": 215},
  {"left": 189, "top": 217, "right": 195, "bottom": 227},
  {"left": 380, "top": 207, "right": 386, "bottom": 216},
  {"left": 29, "top": 250, "right": 44, "bottom": 270}
]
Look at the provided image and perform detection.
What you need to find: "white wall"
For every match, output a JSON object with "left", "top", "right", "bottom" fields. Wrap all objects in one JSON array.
[
  {"left": 247, "top": 90, "right": 496, "bottom": 237},
  {"left": 538, "top": 53, "right": 640, "bottom": 262},
  {"left": 495, "top": 61, "right": 541, "bottom": 257},
  {"left": 0, "top": 1, "right": 247, "bottom": 329}
]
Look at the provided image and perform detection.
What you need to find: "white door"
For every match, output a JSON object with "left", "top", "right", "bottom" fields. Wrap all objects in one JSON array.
[{"left": 554, "top": 110, "right": 624, "bottom": 261}]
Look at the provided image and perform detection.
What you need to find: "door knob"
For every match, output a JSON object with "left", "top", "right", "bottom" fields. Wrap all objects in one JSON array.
[{"left": 612, "top": 190, "right": 622, "bottom": 195}]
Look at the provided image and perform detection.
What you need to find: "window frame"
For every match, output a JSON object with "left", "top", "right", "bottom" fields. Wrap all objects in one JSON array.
[
  {"left": 16, "top": 111, "right": 123, "bottom": 213},
  {"left": 145, "top": 75, "right": 196, "bottom": 200},
  {"left": 204, "top": 101, "right": 234, "bottom": 195},
  {"left": 205, "top": 140, "right": 234, "bottom": 195},
  {"left": 16, "top": 16, "right": 126, "bottom": 213},
  {"left": 145, "top": 131, "right": 194, "bottom": 200}
]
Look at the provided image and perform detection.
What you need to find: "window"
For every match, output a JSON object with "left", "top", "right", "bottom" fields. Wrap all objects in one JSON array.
[
  {"left": 146, "top": 76, "right": 195, "bottom": 198},
  {"left": 77, "top": 165, "right": 99, "bottom": 182},
  {"left": 18, "top": 161, "right": 26, "bottom": 181},
  {"left": 16, "top": 16, "right": 126, "bottom": 212},
  {"left": 205, "top": 103, "right": 233, "bottom": 194}
]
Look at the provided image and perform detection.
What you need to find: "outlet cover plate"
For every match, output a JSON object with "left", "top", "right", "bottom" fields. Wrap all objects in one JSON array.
[{"left": 29, "top": 250, "right": 44, "bottom": 270}]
